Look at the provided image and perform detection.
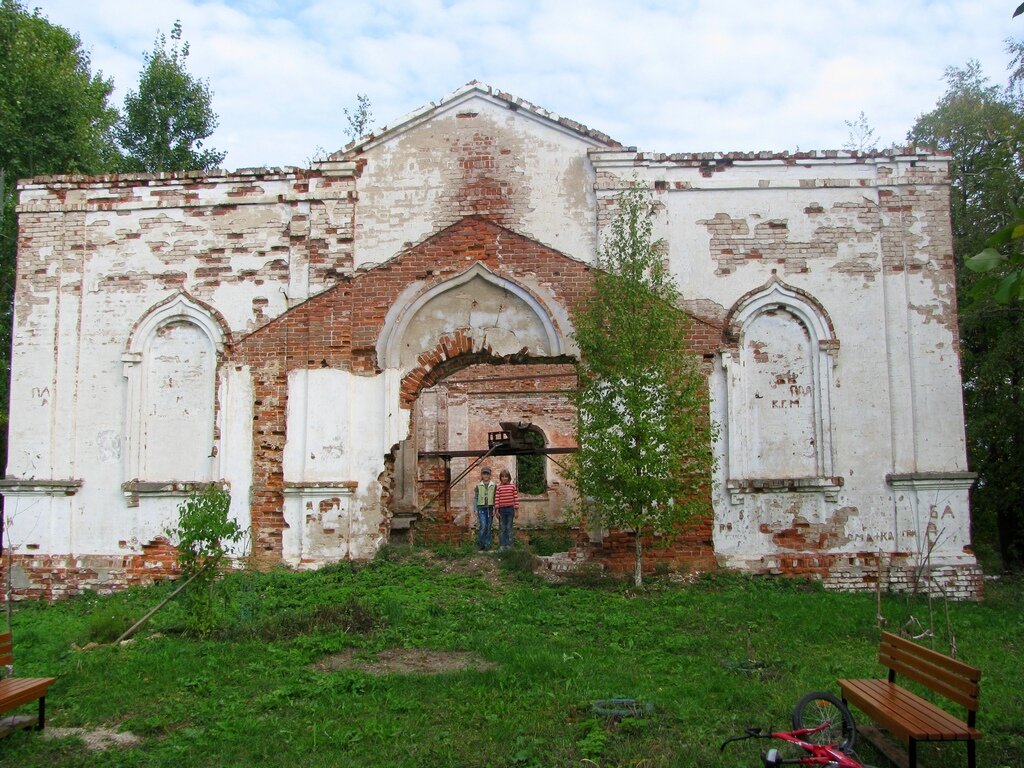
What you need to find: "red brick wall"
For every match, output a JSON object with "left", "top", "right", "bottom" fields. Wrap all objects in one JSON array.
[
  {"left": 230, "top": 214, "right": 722, "bottom": 565},
  {"left": 231, "top": 216, "right": 601, "bottom": 560},
  {"left": 3, "top": 539, "right": 180, "bottom": 602}
]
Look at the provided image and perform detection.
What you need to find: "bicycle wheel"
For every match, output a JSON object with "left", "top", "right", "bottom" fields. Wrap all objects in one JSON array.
[{"left": 792, "top": 691, "right": 857, "bottom": 752}]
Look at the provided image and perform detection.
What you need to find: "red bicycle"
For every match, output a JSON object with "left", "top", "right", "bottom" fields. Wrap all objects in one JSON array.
[{"left": 720, "top": 691, "right": 879, "bottom": 767}]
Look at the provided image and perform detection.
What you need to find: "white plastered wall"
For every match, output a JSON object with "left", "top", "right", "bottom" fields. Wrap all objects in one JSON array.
[
  {"left": 281, "top": 369, "right": 408, "bottom": 566},
  {"left": 591, "top": 152, "right": 973, "bottom": 571}
]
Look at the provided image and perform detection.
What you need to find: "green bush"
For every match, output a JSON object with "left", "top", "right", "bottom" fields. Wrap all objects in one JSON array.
[
  {"left": 528, "top": 529, "right": 573, "bottom": 556},
  {"left": 86, "top": 604, "right": 135, "bottom": 643},
  {"left": 163, "top": 485, "right": 246, "bottom": 635},
  {"left": 165, "top": 486, "right": 244, "bottom": 574}
]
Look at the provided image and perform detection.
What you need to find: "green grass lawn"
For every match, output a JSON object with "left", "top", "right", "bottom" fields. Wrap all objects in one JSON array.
[{"left": 2, "top": 547, "right": 1021, "bottom": 767}]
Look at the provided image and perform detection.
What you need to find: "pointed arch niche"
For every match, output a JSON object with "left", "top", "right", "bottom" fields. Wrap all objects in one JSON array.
[
  {"left": 122, "top": 293, "right": 227, "bottom": 488},
  {"left": 377, "top": 263, "right": 568, "bottom": 373},
  {"left": 722, "top": 281, "right": 840, "bottom": 503},
  {"left": 377, "top": 264, "right": 575, "bottom": 529}
]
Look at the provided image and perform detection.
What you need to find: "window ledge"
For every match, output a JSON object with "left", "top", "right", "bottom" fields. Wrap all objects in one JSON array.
[
  {"left": 283, "top": 481, "right": 358, "bottom": 496},
  {"left": 726, "top": 476, "right": 843, "bottom": 504},
  {"left": 0, "top": 478, "right": 82, "bottom": 496},
  {"left": 121, "top": 480, "right": 224, "bottom": 507}
]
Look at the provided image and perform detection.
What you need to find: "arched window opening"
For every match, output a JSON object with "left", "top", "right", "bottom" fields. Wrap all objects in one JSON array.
[
  {"left": 517, "top": 428, "right": 547, "bottom": 495},
  {"left": 124, "top": 293, "right": 226, "bottom": 486},
  {"left": 141, "top": 320, "right": 216, "bottom": 481},
  {"left": 740, "top": 306, "right": 817, "bottom": 478},
  {"left": 722, "top": 281, "right": 838, "bottom": 502}
]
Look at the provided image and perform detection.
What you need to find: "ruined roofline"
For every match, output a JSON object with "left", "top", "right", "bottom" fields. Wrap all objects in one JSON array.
[
  {"left": 590, "top": 146, "right": 952, "bottom": 167},
  {"left": 328, "top": 80, "right": 624, "bottom": 160},
  {"left": 15, "top": 165, "right": 324, "bottom": 190}
]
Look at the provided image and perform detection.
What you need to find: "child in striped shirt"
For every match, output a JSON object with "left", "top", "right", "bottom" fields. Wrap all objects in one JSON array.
[{"left": 495, "top": 469, "right": 519, "bottom": 551}]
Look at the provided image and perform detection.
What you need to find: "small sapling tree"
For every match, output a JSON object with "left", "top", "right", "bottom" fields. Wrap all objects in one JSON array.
[
  {"left": 570, "top": 186, "right": 715, "bottom": 586},
  {"left": 164, "top": 485, "right": 244, "bottom": 633},
  {"left": 344, "top": 93, "right": 374, "bottom": 141}
]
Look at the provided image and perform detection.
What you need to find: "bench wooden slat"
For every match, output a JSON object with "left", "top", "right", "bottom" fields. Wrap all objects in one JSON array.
[
  {"left": 0, "top": 631, "right": 56, "bottom": 732},
  {"left": 883, "top": 655, "right": 980, "bottom": 711},
  {"left": 0, "top": 633, "right": 13, "bottom": 666},
  {"left": 0, "top": 678, "right": 56, "bottom": 711},
  {"left": 840, "top": 679, "right": 945, "bottom": 740},
  {"left": 840, "top": 679, "right": 980, "bottom": 741},
  {"left": 880, "top": 633, "right": 981, "bottom": 681},
  {"left": 880, "top": 633, "right": 981, "bottom": 711}
]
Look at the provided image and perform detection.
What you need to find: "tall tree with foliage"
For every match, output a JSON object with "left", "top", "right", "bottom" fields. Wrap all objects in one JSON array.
[
  {"left": 0, "top": 0, "right": 120, "bottom": 464},
  {"left": 570, "top": 187, "right": 715, "bottom": 586},
  {"left": 909, "top": 61, "right": 1024, "bottom": 570},
  {"left": 117, "top": 21, "right": 224, "bottom": 172},
  {"left": 966, "top": 36, "right": 1024, "bottom": 301}
]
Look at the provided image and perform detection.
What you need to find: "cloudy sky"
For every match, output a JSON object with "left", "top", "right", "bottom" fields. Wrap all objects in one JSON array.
[{"left": 25, "top": 0, "right": 1024, "bottom": 169}]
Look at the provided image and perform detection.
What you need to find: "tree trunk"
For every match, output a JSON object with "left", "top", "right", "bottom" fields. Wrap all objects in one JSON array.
[
  {"left": 114, "top": 562, "right": 213, "bottom": 643},
  {"left": 633, "top": 529, "right": 643, "bottom": 587},
  {"left": 998, "top": 364, "right": 1024, "bottom": 571}
]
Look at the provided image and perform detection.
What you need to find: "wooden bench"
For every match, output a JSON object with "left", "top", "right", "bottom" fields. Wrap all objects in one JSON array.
[
  {"left": 0, "top": 631, "right": 56, "bottom": 733},
  {"left": 838, "top": 631, "right": 981, "bottom": 768}
]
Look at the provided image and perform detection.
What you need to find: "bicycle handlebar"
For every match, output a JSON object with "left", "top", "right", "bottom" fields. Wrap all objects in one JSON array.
[{"left": 719, "top": 727, "right": 766, "bottom": 750}]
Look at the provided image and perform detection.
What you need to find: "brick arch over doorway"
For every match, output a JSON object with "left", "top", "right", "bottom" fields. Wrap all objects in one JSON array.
[
  {"left": 229, "top": 216, "right": 599, "bottom": 560},
  {"left": 399, "top": 333, "right": 577, "bottom": 408}
]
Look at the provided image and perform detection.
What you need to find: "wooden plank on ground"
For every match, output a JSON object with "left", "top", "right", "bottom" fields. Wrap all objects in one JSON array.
[
  {"left": 0, "top": 714, "right": 36, "bottom": 738},
  {"left": 859, "top": 724, "right": 910, "bottom": 768}
]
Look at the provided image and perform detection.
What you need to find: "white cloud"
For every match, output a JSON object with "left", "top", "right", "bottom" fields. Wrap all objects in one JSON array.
[{"left": 24, "top": 0, "right": 1022, "bottom": 167}]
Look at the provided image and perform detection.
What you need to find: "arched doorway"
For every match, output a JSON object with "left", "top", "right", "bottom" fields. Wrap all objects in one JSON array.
[
  {"left": 376, "top": 263, "right": 579, "bottom": 541},
  {"left": 392, "top": 358, "right": 578, "bottom": 540}
]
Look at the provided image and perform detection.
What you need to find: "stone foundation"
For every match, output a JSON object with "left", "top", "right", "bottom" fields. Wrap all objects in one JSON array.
[
  {"left": 723, "top": 551, "right": 984, "bottom": 600},
  {"left": 2, "top": 534, "right": 984, "bottom": 602},
  {"left": 2, "top": 542, "right": 180, "bottom": 602}
]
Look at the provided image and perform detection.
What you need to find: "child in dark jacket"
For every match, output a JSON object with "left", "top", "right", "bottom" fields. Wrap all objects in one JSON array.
[
  {"left": 474, "top": 467, "right": 496, "bottom": 550},
  {"left": 495, "top": 469, "right": 519, "bottom": 551}
]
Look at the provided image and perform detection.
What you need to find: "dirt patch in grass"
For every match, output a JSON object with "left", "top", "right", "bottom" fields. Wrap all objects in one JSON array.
[
  {"left": 416, "top": 550, "right": 504, "bottom": 587},
  {"left": 44, "top": 726, "right": 141, "bottom": 750},
  {"left": 314, "top": 647, "right": 497, "bottom": 675}
]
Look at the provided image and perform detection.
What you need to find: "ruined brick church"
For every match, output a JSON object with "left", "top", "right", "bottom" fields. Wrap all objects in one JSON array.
[{"left": 2, "top": 83, "right": 981, "bottom": 599}]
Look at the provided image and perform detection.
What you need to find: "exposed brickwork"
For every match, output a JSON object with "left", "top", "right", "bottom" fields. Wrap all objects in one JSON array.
[
  {"left": 2, "top": 540, "right": 180, "bottom": 602},
  {"left": 582, "top": 517, "right": 718, "bottom": 575},
  {"left": 878, "top": 172, "right": 961, "bottom": 352},
  {"left": 15, "top": 167, "right": 356, "bottom": 338},
  {"left": 7, "top": 90, "right": 975, "bottom": 601},
  {"left": 699, "top": 202, "right": 882, "bottom": 277},
  {"left": 230, "top": 217, "right": 601, "bottom": 559}
]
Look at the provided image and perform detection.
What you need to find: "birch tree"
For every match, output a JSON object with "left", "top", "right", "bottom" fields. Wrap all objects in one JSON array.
[{"left": 570, "top": 187, "right": 715, "bottom": 586}]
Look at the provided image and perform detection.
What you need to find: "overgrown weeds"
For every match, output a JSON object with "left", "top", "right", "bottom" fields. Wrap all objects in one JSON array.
[
  {"left": 2, "top": 554, "right": 1021, "bottom": 768},
  {"left": 209, "top": 596, "right": 381, "bottom": 641},
  {"left": 496, "top": 546, "right": 539, "bottom": 576},
  {"left": 85, "top": 603, "right": 136, "bottom": 643},
  {"left": 527, "top": 529, "right": 574, "bottom": 556}
]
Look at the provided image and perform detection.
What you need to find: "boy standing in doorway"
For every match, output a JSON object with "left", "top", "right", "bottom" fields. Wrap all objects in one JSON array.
[{"left": 474, "top": 467, "right": 496, "bottom": 551}]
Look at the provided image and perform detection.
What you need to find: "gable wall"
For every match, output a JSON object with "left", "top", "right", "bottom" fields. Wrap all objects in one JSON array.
[
  {"left": 1, "top": 93, "right": 980, "bottom": 599},
  {"left": 353, "top": 97, "right": 601, "bottom": 267}
]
